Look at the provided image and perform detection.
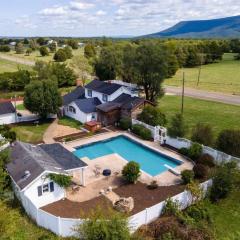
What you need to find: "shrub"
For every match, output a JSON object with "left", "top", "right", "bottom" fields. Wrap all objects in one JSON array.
[
  {"left": 39, "top": 46, "right": 49, "bottom": 56},
  {"left": 181, "top": 170, "right": 194, "bottom": 184},
  {"left": 0, "top": 45, "right": 10, "bottom": 52},
  {"left": 193, "top": 164, "right": 208, "bottom": 179},
  {"left": 119, "top": 117, "right": 132, "bottom": 130},
  {"left": 138, "top": 105, "right": 167, "bottom": 126},
  {"left": 210, "top": 163, "right": 235, "bottom": 202},
  {"left": 54, "top": 49, "right": 67, "bottom": 62},
  {"left": 191, "top": 123, "right": 214, "bottom": 146},
  {"left": 216, "top": 129, "right": 240, "bottom": 157},
  {"left": 48, "top": 174, "right": 72, "bottom": 188},
  {"left": 197, "top": 154, "right": 215, "bottom": 168},
  {"left": 162, "top": 198, "right": 180, "bottom": 216},
  {"left": 188, "top": 143, "right": 203, "bottom": 161},
  {"left": 132, "top": 124, "right": 152, "bottom": 140},
  {"left": 186, "top": 204, "right": 210, "bottom": 222},
  {"left": 168, "top": 113, "right": 188, "bottom": 138},
  {"left": 122, "top": 161, "right": 141, "bottom": 183},
  {"left": 178, "top": 147, "right": 189, "bottom": 156},
  {"left": 148, "top": 180, "right": 158, "bottom": 190}
]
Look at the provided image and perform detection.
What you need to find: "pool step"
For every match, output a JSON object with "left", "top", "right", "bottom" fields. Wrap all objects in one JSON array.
[{"left": 164, "top": 164, "right": 181, "bottom": 176}]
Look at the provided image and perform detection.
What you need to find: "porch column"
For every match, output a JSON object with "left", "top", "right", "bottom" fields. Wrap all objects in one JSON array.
[{"left": 81, "top": 168, "right": 86, "bottom": 187}]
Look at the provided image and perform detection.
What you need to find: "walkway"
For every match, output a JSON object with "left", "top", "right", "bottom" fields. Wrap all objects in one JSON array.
[
  {"left": 0, "top": 53, "right": 35, "bottom": 66},
  {"left": 165, "top": 86, "right": 240, "bottom": 106},
  {"left": 43, "top": 119, "right": 58, "bottom": 144}
]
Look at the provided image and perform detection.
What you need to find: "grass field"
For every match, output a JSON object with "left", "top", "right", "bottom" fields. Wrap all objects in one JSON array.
[
  {"left": 11, "top": 121, "right": 51, "bottom": 143},
  {"left": 16, "top": 103, "right": 25, "bottom": 110},
  {"left": 58, "top": 116, "right": 83, "bottom": 129},
  {"left": 159, "top": 95, "right": 240, "bottom": 138},
  {"left": 0, "top": 58, "right": 32, "bottom": 73},
  {"left": 165, "top": 53, "right": 240, "bottom": 94}
]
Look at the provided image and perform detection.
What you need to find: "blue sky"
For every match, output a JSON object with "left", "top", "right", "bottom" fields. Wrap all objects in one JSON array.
[{"left": 1, "top": 0, "right": 240, "bottom": 37}]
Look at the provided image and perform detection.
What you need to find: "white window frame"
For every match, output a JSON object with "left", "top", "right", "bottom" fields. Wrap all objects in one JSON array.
[
  {"left": 42, "top": 183, "right": 49, "bottom": 194},
  {"left": 87, "top": 89, "right": 92, "bottom": 97},
  {"left": 69, "top": 106, "right": 76, "bottom": 114},
  {"left": 102, "top": 94, "right": 108, "bottom": 102}
]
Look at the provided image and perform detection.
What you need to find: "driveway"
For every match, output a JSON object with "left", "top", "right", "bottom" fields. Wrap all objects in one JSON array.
[
  {"left": 0, "top": 53, "right": 35, "bottom": 66},
  {"left": 165, "top": 86, "right": 240, "bottom": 106}
]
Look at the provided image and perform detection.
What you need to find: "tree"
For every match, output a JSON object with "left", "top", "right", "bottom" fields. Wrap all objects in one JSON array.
[
  {"left": 39, "top": 46, "right": 49, "bottom": 56},
  {"left": 124, "top": 42, "right": 168, "bottom": 102},
  {"left": 25, "top": 48, "right": 32, "bottom": 56},
  {"left": 63, "top": 46, "right": 73, "bottom": 59},
  {"left": 69, "top": 55, "right": 92, "bottom": 83},
  {"left": 29, "top": 39, "right": 39, "bottom": 51},
  {"left": 168, "top": 113, "right": 188, "bottom": 138},
  {"left": 15, "top": 42, "right": 24, "bottom": 54},
  {"left": 84, "top": 44, "right": 96, "bottom": 58},
  {"left": 216, "top": 129, "right": 240, "bottom": 157},
  {"left": 24, "top": 80, "right": 62, "bottom": 118},
  {"left": 77, "top": 207, "right": 131, "bottom": 240},
  {"left": 37, "top": 37, "right": 46, "bottom": 46},
  {"left": 0, "top": 45, "right": 10, "bottom": 52},
  {"left": 49, "top": 42, "right": 57, "bottom": 53},
  {"left": 54, "top": 49, "right": 67, "bottom": 62},
  {"left": 0, "top": 150, "right": 11, "bottom": 196},
  {"left": 66, "top": 39, "right": 78, "bottom": 49},
  {"left": 122, "top": 161, "right": 141, "bottom": 183},
  {"left": 191, "top": 123, "right": 214, "bottom": 146},
  {"left": 138, "top": 105, "right": 167, "bottom": 126}
]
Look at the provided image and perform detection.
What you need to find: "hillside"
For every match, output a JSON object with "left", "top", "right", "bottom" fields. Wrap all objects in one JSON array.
[{"left": 145, "top": 15, "right": 240, "bottom": 38}]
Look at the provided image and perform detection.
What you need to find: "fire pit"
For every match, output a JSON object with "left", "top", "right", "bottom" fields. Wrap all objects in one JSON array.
[{"left": 102, "top": 169, "right": 111, "bottom": 176}]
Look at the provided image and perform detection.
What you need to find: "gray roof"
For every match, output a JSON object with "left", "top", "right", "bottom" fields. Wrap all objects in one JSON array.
[
  {"left": 0, "top": 102, "right": 16, "bottom": 115},
  {"left": 7, "top": 141, "right": 87, "bottom": 190},
  {"left": 74, "top": 97, "right": 101, "bottom": 113},
  {"left": 63, "top": 86, "right": 85, "bottom": 106},
  {"left": 96, "top": 102, "right": 121, "bottom": 113},
  {"left": 85, "top": 80, "right": 122, "bottom": 95}
]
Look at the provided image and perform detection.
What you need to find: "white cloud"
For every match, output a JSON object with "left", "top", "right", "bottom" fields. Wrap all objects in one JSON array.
[
  {"left": 96, "top": 10, "right": 106, "bottom": 16},
  {"left": 39, "top": 6, "right": 67, "bottom": 16},
  {"left": 69, "top": 1, "right": 95, "bottom": 10}
]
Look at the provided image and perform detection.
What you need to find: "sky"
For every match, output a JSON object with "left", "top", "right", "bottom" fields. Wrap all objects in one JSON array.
[{"left": 1, "top": 0, "right": 240, "bottom": 37}]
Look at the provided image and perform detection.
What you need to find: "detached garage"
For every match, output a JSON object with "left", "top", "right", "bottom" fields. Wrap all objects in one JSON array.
[{"left": 0, "top": 102, "right": 17, "bottom": 125}]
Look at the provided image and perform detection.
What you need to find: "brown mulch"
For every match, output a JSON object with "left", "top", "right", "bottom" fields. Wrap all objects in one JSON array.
[
  {"left": 41, "top": 182, "right": 185, "bottom": 218},
  {"left": 114, "top": 182, "right": 185, "bottom": 214},
  {"left": 41, "top": 196, "right": 112, "bottom": 218},
  {"left": 54, "top": 128, "right": 109, "bottom": 142}
]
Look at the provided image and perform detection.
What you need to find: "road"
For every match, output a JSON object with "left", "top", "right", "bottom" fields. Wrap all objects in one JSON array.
[
  {"left": 0, "top": 53, "right": 35, "bottom": 66},
  {"left": 165, "top": 86, "right": 240, "bottom": 106}
]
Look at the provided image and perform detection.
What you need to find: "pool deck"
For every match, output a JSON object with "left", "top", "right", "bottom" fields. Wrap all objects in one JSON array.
[{"left": 64, "top": 131, "right": 193, "bottom": 188}]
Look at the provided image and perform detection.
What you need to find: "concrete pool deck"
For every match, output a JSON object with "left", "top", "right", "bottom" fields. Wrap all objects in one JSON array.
[{"left": 64, "top": 131, "right": 193, "bottom": 188}]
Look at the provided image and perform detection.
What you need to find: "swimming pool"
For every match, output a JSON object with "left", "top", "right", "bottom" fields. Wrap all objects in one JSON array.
[{"left": 74, "top": 135, "right": 182, "bottom": 176}]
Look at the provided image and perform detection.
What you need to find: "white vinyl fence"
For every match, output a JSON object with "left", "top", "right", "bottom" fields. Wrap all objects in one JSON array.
[{"left": 22, "top": 180, "right": 212, "bottom": 237}]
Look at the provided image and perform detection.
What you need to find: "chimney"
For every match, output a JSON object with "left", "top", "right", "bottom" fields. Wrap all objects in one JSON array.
[{"left": 76, "top": 79, "right": 83, "bottom": 87}]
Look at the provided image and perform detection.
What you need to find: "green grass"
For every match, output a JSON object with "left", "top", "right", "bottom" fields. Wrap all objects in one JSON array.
[
  {"left": 0, "top": 58, "right": 32, "bottom": 73},
  {"left": 205, "top": 189, "right": 240, "bottom": 240},
  {"left": 58, "top": 116, "right": 82, "bottom": 129},
  {"left": 165, "top": 53, "right": 240, "bottom": 94},
  {"left": 16, "top": 103, "right": 25, "bottom": 110},
  {"left": 159, "top": 95, "right": 240, "bottom": 138},
  {"left": 11, "top": 121, "right": 51, "bottom": 143}
]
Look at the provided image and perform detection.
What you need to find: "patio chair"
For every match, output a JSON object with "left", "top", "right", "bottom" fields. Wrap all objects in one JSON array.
[{"left": 93, "top": 165, "right": 101, "bottom": 177}]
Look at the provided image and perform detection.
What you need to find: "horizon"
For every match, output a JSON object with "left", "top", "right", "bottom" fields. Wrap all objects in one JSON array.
[{"left": 1, "top": 0, "right": 240, "bottom": 37}]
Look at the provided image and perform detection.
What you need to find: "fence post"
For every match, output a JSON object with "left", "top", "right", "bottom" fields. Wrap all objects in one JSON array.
[
  {"left": 145, "top": 208, "right": 148, "bottom": 224},
  {"left": 58, "top": 216, "right": 61, "bottom": 236}
]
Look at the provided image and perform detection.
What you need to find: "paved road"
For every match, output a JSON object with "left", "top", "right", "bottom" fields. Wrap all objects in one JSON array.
[
  {"left": 0, "top": 53, "right": 35, "bottom": 66},
  {"left": 165, "top": 86, "right": 240, "bottom": 106}
]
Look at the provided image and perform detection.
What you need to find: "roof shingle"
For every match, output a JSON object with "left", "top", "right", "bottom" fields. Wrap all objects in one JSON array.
[{"left": 0, "top": 102, "right": 16, "bottom": 115}]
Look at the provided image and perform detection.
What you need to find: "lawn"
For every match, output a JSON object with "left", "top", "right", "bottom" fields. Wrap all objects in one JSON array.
[
  {"left": 205, "top": 189, "right": 240, "bottom": 240},
  {"left": 0, "top": 58, "right": 32, "bottom": 73},
  {"left": 58, "top": 116, "right": 83, "bottom": 129},
  {"left": 16, "top": 103, "right": 25, "bottom": 110},
  {"left": 0, "top": 199, "right": 73, "bottom": 240},
  {"left": 11, "top": 121, "right": 51, "bottom": 143},
  {"left": 159, "top": 95, "right": 240, "bottom": 138},
  {"left": 164, "top": 53, "right": 240, "bottom": 94}
]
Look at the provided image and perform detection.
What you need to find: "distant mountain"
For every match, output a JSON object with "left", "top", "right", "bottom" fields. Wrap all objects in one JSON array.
[{"left": 144, "top": 15, "right": 240, "bottom": 39}]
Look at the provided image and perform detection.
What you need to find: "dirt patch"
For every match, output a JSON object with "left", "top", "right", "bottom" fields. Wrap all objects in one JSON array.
[
  {"left": 114, "top": 182, "right": 185, "bottom": 214},
  {"left": 41, "top": 196, "right": 112, "bottom": 218}
]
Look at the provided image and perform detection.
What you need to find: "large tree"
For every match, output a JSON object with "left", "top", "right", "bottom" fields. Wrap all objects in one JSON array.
[{"left": 24, "top": 80, "right": 62, "bottom": 118}]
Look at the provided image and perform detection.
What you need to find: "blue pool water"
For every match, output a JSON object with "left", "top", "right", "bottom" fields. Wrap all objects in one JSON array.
[{"left": 74, "top": 136, "right": 181, "bottom": 176}]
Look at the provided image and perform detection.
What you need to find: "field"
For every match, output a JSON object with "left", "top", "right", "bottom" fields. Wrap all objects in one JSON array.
[
  {"left": 159, "top": 95, "right": 240, "bottom": 138},
  {"left": 165, "top": 53, "right": 240, "bottom": 94},
  {"left": 0, "top": 58, "right": 32, "bottom": 73},
  {"left": 11, "top": 121, "right": 51, "bottom": 143}
]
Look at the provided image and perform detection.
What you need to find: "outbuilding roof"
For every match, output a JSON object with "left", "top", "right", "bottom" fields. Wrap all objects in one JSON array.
[
  {"left": 63, "top": 86, "right": 85, "bottom": 106},
  {"left": 0, "top": 102, "right": 16, "bottom": 115},
  {"left": 74, "top": 97, "right": 101, "bottom": 113},
  {"left": 7, "top": 141, "right": 87, "bottom": 190},
  {"left": 85, "top": 80, "right": 122, "bottom": 95}
]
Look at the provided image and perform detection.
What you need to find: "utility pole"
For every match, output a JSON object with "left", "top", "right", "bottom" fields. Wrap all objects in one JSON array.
[
  {"left": 197, "top": 53, "right": 203, "bottom": 86},
  {"left": 181, "top": 71, "right": 185, "bottom": 115}
]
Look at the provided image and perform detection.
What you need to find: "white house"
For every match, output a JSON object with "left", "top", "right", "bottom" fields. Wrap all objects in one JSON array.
[
  {"left": 7, "top": 141, "right": 88, "bottom": 209},
  {"left": 0, "top": 101, "right": 17, "bottom": 125},
  {"left": 61, "top": 79, "right": 150, "bottom": 125}
]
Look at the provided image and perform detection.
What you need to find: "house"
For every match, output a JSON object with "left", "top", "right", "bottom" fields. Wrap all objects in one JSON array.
[
  {"left": 7, "top": 141, "right": 87, "bottom": 208},
  {"left": 0, "top": 101, "right": 17, "bottom": 125},
  {"left": 62, "top": 79, "right": 152, "bottom": 126}
]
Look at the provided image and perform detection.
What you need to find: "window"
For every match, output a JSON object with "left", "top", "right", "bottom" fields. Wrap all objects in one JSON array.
[
  {"left": 37, "top": 182, "right": 54, "bottom": 197},
  {"left": 87, "top": 89, "right": 92, "bottom": 97},
  {"left": 102, "top": 94, "right": 108, "bottom": 102},
  {"left": 69, "top": 106, "right": 76, "bottom": 114},
  {"left": 91, "top": 114, "right": 96, "bottom": 120}
]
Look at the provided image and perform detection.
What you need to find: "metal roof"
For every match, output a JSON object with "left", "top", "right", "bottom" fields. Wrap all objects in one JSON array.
[
  {"left": 0, "top": 102, "right": 16, "bottom": 115},
  {"left": 74, "top": 97, "right": 101, "bottom": 113}
]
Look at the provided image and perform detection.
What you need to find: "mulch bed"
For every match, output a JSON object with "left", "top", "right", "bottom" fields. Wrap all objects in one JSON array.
[
  {"left": 114, "top": 182, "right": 185, "bottom": 214},
  {"left": 41, "top": 182, "right": 185, "bottom": 218},
  {"left": 54, "top": 128, "right": 109, "bottom": 142}
]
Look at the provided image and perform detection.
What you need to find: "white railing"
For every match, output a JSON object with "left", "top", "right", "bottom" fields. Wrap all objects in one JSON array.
[{"left": 106, "top": 80, "right": 138, "bottom": 89}]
